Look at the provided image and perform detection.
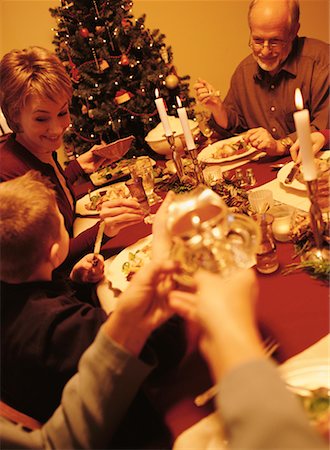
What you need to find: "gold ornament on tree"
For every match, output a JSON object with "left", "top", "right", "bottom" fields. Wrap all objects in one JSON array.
[{"left": 165, "top": 73, "right": 179, "bottom": 89}]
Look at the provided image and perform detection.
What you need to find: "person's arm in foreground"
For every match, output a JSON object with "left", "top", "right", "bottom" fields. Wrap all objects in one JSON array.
[
  {"left": 0, "top": 260, "right": 177, "bottom": 449},
  {"left": 169, "top": 269, "right": 327, "bottom": 449}
]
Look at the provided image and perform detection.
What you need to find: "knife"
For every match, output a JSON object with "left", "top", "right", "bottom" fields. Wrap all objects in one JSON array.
[
  {"left": 285, "top": 164, "right": 300, "bottom": 184},
  {"left": 92, "top": 220, "right": 105, "bottom": 266}
]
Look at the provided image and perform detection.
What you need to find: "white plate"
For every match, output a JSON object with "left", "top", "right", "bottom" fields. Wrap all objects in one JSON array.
[
  {"left": 105, "top": 235, "right": 153, "bottom": 292},
  {"left": 277, "top": 161, "right": 306, "bottom": 191},
  {"left": 75, "top": 182, "right": 130, "bottom": 216},
  {"left": 279, "top": 357, "right": 330, "bottom": 391},
  {"left": 197, "top": 135, "right": 257, "bottom": 164}
]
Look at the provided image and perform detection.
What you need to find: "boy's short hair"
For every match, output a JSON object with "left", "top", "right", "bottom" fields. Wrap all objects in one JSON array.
[
  {"left": 0, "top": 46, "right": 73, "bottom": 132},
  {"left": 0, "top": 171, "right": 61, "bottom": 283}
]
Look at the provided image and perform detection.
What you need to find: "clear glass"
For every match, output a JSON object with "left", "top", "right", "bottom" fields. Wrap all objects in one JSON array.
[
  {"left": 167, "top": 185, "right": 260, "bottom": 285},
  {"left": 254, "top": 213, "right": 279, "bottom": 274},
  {"left": 195, "top": 111, "right": 213, "bottom": 145},
  {"left": 129, "top": 156, "right": 159, "bottom": 205}
]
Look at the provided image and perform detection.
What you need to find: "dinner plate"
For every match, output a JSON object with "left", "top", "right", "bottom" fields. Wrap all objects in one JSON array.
[
  {"left": 105, "top": 234, "right": 153, "bottom": 292},
  {"left": 277, "top": 161, "right": 306, "bottom": 191},
  {"left": 75, "top": 182, "right": 130, "bottom": 216},
  {"left": 279, "top": 357, "right": 330, "bottom": 391},
  {"left": 197, "top": 135, "right": 257, "bottom": 164}
]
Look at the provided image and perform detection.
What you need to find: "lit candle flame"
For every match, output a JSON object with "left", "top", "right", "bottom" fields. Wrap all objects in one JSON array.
[
  {"left": 295, "top": 88, "right": 304, "bottom": 110},
  {"left": 155, "top": 88, "right": 159, "bottom": 98},
  {"left": 192, "top": 215, "right": 201, "bottom": 226},
  {"left": 176, "top": 96, "right": 182, "bottom": 108}
]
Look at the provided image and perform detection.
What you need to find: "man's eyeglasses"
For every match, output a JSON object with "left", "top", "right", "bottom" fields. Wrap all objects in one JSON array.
[{"left": 249, "top": 37, "right": 288, "bottom": 52}]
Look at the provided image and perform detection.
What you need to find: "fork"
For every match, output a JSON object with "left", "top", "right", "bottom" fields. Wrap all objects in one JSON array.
[{"left": 194, "top": 337, "right": 279, "bottom": 407}]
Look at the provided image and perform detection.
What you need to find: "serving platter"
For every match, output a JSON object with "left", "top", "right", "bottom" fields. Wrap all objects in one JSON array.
[{"left": 197, "top": 135, "right": 257, "bottom": 164}]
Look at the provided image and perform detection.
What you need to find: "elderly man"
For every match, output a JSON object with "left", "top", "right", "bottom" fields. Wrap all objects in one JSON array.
[{"left": 195, "top": 0, "right": 329, "bottom": 157}]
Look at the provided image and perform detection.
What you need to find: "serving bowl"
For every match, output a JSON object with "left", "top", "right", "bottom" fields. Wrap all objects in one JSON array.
[{"left": 145, "top": 116, "right": 199, "bottom": 158}]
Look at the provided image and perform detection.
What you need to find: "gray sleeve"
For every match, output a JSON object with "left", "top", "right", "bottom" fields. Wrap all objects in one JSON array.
[
  {"left": 0, "top": 327, "right": 155, "bottom": 449},
  {"left": 217, "top": 358, "right": 327, "bottom": 450}
]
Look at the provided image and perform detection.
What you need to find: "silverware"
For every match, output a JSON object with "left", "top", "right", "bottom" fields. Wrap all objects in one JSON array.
[
  {"left": 194, "top": 338, "right": 279, "bottom": 407},
  {"left": 270, "top": 163, "right": 286, "bottom": 170},
  {"left": 92, "top": 220, "right": 105, "bottom": 266},
  {"left": 285, "top": 164, "right": 300, "bottom": 184}
]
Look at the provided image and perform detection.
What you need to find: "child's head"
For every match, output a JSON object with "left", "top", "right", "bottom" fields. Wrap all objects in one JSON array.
[
  {"left": 0, "top": 46, "right": 73, "bottom": 133},
  {"left": 0, "top": 171, "right": 69, "bottom": 283}
]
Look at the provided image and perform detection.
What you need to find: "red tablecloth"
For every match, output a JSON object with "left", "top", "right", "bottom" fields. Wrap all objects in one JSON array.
[{"left": 76, "top": 153, "right": 329, "bottom": 442}]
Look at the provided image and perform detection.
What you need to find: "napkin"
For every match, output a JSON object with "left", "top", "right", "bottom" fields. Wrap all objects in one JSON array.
[
  {"left": 251, "top": 179, "right": 310, "bottom": 212},
  {"left": 92, "top": 135, "right": 134, "bottom": 162}
]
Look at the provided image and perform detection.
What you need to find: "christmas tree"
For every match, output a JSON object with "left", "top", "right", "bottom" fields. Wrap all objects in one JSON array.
[{"left": 49, "top": 0, "right": 195, "bottom": 158}]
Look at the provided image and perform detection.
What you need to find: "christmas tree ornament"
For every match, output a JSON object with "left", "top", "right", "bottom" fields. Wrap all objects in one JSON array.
[
  {"left": 95, "top": 26, "right": 106, "bottom": 34},
  {"left": 79, "top": 27, "right": 90, "bottom": 38},
  {"left": 165, "top": 73, "right": 179, "bottom": 89},
  {"left": 115, "top": 89, "right": 134, "bottom": 104},
  {"left": 121, "top": 18, "right": 132, "bottom": 29},
  {"left": 81, "top": 105, "right": 88, "bottom": 114},
  {"left": 160, "top": 46, "right": 169, "bottom": 63},
  {"left": 88, "top": 108, "right": 96, "bottom": 118},
  {"left": 120, "top": 54, "right": 129, "bottom": 66},
  {"left": 99, "top": 59, "right": 110, "bottom": 71}
]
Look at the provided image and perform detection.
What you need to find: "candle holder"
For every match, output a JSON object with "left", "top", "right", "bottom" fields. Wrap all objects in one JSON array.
[
  {"left": 187, "top": 147, "right": 205, "bottom": 185},
  {"left": 305, "top": 179, "right": 330, "bottom": 261},
  {"left": 166, "top": 134, "right": 185, "bottom": 181}
]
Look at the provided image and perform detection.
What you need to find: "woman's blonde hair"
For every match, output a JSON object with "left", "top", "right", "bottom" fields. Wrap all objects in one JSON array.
[
  {"left": 0, "top": 171, "right": 61, "bottom": 283},
  {"left": 0, "top": 46, "right": 73, "bottom": 132}
]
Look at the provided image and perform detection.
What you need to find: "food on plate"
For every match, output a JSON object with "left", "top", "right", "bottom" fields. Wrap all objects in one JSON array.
[
  {"left": 211, "top": 138, "right": 252, "bottom": 159},
  {"left": 296, "top": 158, "right": 330, "bottom": 185},
  {"left": 121, "top": 241, "right": 152, "bottom": 281},
  {"left": 295, "top": 387, "right": 330, "bottom": 442},
  {"left": 92, "top": 159, "right": 130, "bottom": 184},
  {"left": 85, "top": 184, "right": 130, "bottom": 211}
]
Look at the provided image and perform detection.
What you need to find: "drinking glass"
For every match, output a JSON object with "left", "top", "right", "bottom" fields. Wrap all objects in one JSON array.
[
  {"left": 129, "top": 156, "right": 159, "bottom": 205},
  {"left": 196, "top": 111, "right": 213, "bottom": 145},
  {"left": 167, "top": 185, "right": 260, "bottom": 285}
]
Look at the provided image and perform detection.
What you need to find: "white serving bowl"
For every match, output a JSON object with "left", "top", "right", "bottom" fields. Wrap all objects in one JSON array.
[{"left": 145, "top": 116, "right": 199, "bottom": 158}]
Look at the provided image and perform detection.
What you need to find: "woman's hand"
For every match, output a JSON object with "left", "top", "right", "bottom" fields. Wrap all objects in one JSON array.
[
  {"left": 100, "top": 198, "right": 145, "bottom": 237},
  {"left": 70, "top": 253, "right": 105, "bottom": 284},
  {"left": 76, "top": 148, "right": 107, "bottom": 174}
]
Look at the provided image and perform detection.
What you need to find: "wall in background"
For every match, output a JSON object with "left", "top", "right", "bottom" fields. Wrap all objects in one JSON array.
[{"left": 1, "top": 0, "right": 329, "bottom": 98}]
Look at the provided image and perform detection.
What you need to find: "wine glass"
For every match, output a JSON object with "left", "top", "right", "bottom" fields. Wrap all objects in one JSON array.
[{"left": 196, "top": 111, "right": 213, "bottom": 145}]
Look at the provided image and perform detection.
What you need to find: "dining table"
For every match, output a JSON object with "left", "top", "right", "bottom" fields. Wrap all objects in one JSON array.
[{"left": 73, "top": 145, "right": 329, "bottom": 446}]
